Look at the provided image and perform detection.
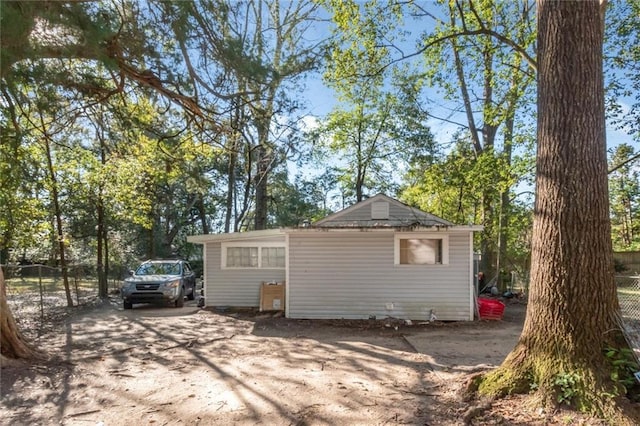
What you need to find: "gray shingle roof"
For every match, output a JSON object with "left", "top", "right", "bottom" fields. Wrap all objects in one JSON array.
[{"left": 313, "top": 194, "right": 455, "bottom": 229}]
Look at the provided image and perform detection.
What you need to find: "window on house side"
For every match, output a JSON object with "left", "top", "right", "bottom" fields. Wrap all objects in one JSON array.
[
  {"left": 399, "top": 238, "right": 443, "bottom": 265},
  {"left": 224, "top": 245, "right": 285, "bottom": 268},
  {"left": 261, "top": 247, "right": 285, "bottom": 268},
  {"left": 226, "top": 247, "right": 258, "bottom": 268}
]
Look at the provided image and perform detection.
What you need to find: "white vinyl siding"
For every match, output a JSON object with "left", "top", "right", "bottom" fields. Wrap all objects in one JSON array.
[
  {"left": 287, "top": 231, "right": 471, "bottom": 321},
  {"left": 196, "top": 227, "right": 474, "bottom": 320},
  {"left": 204, "top": 235, "right": 286, "bottom": 307}
]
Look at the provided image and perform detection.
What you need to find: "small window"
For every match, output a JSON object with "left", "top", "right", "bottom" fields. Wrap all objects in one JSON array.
[
  {"left": 222, "top": 244, "right": 286, "bottom": 269},
  {"left": 227, "top": 247, "right": 259, "bottom": 268},
  {"left": 261, "top": 247, "right": 285, "bottom": 268},
  {"left": 395, "top": 234, "right": 449, "bottom": 265},
  {"left": 399, "top": 239, "right": 442, "bottom": 264}
]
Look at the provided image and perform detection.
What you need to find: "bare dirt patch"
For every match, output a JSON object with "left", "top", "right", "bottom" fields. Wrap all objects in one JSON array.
[{"left": 0, "top": 297, "right": 628, "bottom": 425}]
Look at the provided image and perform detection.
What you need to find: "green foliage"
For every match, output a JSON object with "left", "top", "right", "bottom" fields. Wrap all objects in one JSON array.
[
  {"left": 320, "top": 0, "right": 436, "bottom": 202},
  {"left": 554, "top": 372, "right": 581, "bottom": 404},
  {"left": 605, "top": 0, "right": 640, "bottom": 142},
  {"left": 608, "top": 143, "right": 640, "bottom": 250},
  {"left": 604, "top": 347, "right": 640, "bottom": 395},
  {"left": 404, "top": 0, "right": 538, "bottom": 277},
  {"left": 2, "top": 0, "right": 638, "bottom": 286},
  {"left": 268, "top": 170, "right": 332, "bottom": 227}
]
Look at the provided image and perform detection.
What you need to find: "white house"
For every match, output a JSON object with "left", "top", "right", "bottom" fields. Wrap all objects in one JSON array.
[{"left": 187, "top": 194, "right": 482, "bottom": 321}]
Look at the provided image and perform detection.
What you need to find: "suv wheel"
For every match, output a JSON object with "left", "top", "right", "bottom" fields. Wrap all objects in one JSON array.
[
  {"left": 123, "top": 301, "right": 133, "bottom": 310},
  {"left": 175, "top": 288, "right": 184, "bottom": 308}
]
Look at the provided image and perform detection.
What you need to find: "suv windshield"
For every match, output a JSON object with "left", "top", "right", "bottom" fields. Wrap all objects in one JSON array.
[{"left": 136, "top": 262, "right": 181, "bottom": 276}]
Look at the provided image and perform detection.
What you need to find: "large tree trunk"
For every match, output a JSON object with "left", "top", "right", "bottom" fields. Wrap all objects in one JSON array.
[
  {"left": 0, "top": 267, "right": 41, "bottom": 362},
  {"left": 478, "top": 0, "right": 632, "bottom": 418}
]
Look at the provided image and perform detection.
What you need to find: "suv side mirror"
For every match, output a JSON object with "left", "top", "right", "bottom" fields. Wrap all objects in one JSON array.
[{"left": 128, "top": 269, "right": 135, "bottom": 276}]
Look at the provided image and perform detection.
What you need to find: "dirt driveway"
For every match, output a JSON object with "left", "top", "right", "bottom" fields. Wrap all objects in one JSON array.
[{"left": 1, "top": 298, "right": 562, "bottom": 425}]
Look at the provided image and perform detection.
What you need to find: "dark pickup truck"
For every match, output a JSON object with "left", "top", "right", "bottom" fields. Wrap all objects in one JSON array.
[{"left": 121, "top": 259, "right": 196, "bottom": 309}]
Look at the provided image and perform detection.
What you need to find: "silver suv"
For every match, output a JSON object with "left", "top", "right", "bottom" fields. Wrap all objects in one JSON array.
[{"left": 121, "top": 259, "right": 196, "bottom": 309}]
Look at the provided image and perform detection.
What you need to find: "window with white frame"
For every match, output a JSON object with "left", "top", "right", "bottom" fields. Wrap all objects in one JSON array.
[
  {"left": 226, "top": 247, "right": 258, "bottom": 268},
  {"left": 261, "top": 247, "right": 285, "bottom": 268},
  {"left": 222, "top": 243, "right": 286, "bottom": 269},
  {"left": 395, "top": 234, "right": 449, "bottom": 265}
]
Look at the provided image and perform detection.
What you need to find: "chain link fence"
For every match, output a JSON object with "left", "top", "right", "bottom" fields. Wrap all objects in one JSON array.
[
  {"left": 2, "top": 263, "right": 126, "bottom": 337},
  {"left": 4, "top": 264, "right": 640, "bottom": 350},
  {"left": 616, "top": 275, "right": 640, "bottom": 358}
]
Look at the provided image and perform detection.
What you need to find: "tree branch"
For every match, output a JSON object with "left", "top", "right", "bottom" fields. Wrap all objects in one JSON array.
[
  {"left": 374, "top": 28, "right": 537, "bottom": 79},
  {"left": 609, "top": 151, "right": 640, "bottom": 174}
]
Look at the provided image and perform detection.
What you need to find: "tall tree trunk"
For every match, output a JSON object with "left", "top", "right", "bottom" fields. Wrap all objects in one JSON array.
[
  {"left": 356, "top": 135, "right": 365, "bottom": 203},
  {"left": 225, "top": 100, "right": 242, "bottom": 233},
  {"left": 43, "top": 136, "right": 72, "bottom": 307},
  {"left": 254, "top": 143, "right": 270, "bottom": 230},
  {"left": 478, "top": 1, "right": 629, "bottom": 417},
  {"left": 197, "top": 195, "right": 210, "bottom": 235},
  {"left": 496, "top": 100, "right": 516, "bottom": 290},
  {"left": 449, "top": 3, "right": 499, "bottom": 280},
  {"left": 96, "top": 200, "right": 108, "bottom": 299},
  {"left": 97, "top": 126, "right": 108, "bottom": 299},
  {"left": 225, "top": 141, "right": 237, "bottom": 233},
  {"left": 104, "top": 229, "right": 110, "bottom": 294}
]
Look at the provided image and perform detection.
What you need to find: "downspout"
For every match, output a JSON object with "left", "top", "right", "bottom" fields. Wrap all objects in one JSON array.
[
  {"left": 469, "top": 231, "right": 476, "bottom": 321},
  {"left": 202, "top": 243, "right": 207, "bottom": 308},
  {"left": 285, "top": 232, "right": 290, "bottom": 318}
]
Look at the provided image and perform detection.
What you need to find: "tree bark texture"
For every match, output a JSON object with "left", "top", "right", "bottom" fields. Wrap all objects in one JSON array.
[
  {"left": 480, "top": 0, "right": 627, "bottom": 415},
  {"left": 254, "top": 143, "right": 270, "bottom": 230},
  {"left": 526, "top": 0, "right": 616, "bottom": 362}
]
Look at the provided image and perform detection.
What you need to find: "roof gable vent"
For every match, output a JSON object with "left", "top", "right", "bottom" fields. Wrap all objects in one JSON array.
[{"left": 371, "top": 201, "right": 389, "bottom": 220}]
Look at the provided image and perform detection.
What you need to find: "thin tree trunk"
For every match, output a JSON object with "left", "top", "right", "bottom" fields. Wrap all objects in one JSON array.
[
  {"left": 43, "top": 135, "right": 72, "bottom": 307},
  {"left": 225, "top": 100, "right": 242, "bottom": 233},
  {"left": 97, "top": 125, "right": 108, "bottom": 299},
  {"left": 225, "top": 138, "right": 237, "bottom": 233},
  {"left": 254, "top": 142, "right": 270, "bottom": 230},
  {"left": 96, "top": 200, "right": 108, "bottom": 299},
  {"left": 197, "top": 195, "right": 209, "bottom": 235}
]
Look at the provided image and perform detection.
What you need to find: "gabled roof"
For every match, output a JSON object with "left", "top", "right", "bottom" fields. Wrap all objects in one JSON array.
[
  {"left": 187, "top": 194, "right": 479, "bottom": 244},
  {"left": 313, "top": 193, "right": 455, "bottom": 229}
]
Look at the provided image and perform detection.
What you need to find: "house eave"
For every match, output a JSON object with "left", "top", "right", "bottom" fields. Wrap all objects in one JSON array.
[
  {"left": 187, "top": 224, "right": 484, "bottom": 243},
  {"left": 187, "top": 228, "right": 287, "bottom": 244},
  {"left": 291, "top": 225, "right": 483, "bottom": 233}
]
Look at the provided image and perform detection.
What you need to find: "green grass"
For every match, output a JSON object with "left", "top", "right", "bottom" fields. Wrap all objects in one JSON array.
[{"left": 6, "top": 277, "right": 99, "bottom": 294}]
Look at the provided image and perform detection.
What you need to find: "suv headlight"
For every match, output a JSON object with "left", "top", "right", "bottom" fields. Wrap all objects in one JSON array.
[{"left": 163, "top": 280, "right": 181, "bottom": 289}]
